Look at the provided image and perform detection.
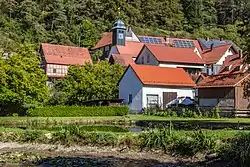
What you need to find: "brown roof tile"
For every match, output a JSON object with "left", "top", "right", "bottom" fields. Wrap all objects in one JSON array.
[
  {"left": 197, "top": 72, "right": 250, "bottom": 88},
  {"left": 110, "top": 54, "right": 135, "bottom": 67},
  {"left": 41, "top": 43, "right": 92, "bottom": 65}
]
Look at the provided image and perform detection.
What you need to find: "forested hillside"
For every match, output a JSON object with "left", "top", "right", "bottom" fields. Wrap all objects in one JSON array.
[{"left": 0, "top": 0, "right": 250, "bottom": 52}]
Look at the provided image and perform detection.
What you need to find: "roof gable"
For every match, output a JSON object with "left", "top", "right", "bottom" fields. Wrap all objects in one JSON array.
[
  {"left": 202, "top": 44, "right": 233, "bottom": 64},
  {"left": 129, "top": 64, "right": 196, "bottom": 87},
  {"left": 41, "top": 43, "right": 92, "bottom": 65}
]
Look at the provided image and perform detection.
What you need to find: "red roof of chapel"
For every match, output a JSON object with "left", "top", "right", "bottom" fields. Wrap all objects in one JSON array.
[{"left": 92, "top": 32, "right": 112, "bottom": 49}]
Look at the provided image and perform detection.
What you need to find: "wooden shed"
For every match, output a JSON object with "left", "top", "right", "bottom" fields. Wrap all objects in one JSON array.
[{"left": 197, "top": 73, "right": 250, "bottom": 111}]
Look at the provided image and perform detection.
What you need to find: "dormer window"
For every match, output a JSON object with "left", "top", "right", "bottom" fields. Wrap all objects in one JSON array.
[
  {"left": 235, "top": 66, "right": 240, "bottom": 72},
  {"left": 225, "top": 66, "right": 229, "bottom": 71}
]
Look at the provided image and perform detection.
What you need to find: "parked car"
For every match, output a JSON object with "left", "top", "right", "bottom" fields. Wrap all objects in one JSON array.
[{"left": 166, "top": 96, "right": 196, "bottom": 108}]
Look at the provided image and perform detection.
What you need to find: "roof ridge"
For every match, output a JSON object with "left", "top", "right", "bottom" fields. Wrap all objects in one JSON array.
[{"left": 41, "top": 43, "right": 87, "bottom": 49}]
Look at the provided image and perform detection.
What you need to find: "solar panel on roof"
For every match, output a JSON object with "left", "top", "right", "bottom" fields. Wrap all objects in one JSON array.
[
  {"left": 173, "top": 40, "right": 195, "bottom": 48},
  {"left": 139, "top": 37, "right": 163, "bottom": 44},
  {"left": 197, "top": 39, "right": 232, "bottom": 49}
]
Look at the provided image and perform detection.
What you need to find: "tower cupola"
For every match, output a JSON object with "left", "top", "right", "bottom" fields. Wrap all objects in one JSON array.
[{"left": 112, "top": 19, "right": 126, "bottom": 46}]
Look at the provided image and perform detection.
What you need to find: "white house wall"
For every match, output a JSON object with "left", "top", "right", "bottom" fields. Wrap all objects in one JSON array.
[
  {"left": 46, "top": 64, "right": 69, "bottom": 77},
  {"left": 119, "top": 67, "right": 143, "bottom": 113},
  {"left": 216, "top": 48, "right": 234, "bottom": 65},
  {"left": 126, "top": 31, "right": 140, "bottom": 42},
  {"left": 159, "top": 63, "right": 204, "bottom": 69},
  {"left": 136, "top": 47, "right": 159, "bottom": 65},
  {"left": 142, "top": 86, "right": 194, "bottom": 108}
]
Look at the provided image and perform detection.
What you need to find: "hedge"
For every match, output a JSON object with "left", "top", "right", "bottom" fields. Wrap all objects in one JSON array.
[{"left": 27, "top": 106, "right": 129, "bottom": 117}]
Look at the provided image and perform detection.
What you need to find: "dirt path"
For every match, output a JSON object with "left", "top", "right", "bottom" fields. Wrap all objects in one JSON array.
[{"left": 0, "top": 142, "right": 206, "bottom": 167}]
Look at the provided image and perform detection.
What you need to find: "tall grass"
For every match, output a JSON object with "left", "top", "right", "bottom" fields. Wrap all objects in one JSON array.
[
  {"left": 139, "top": 123, "right": 217, "bottom": 156},
  {"left": 0, "top": 125, "right": 222, "bottom": 157},
  {"left": 221, "top": 132, "right": 250, "bottom": 167}
]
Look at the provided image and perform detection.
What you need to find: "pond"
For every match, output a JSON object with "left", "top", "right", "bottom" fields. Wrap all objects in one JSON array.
[
  {"left": 2, "top": 119, "right": 250, "bottom": 133},
  {"left": 1, "top": 124, "right": 145, "bottom": 133}
]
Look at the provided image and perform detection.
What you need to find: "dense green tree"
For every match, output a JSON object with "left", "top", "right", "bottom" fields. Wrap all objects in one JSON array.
[
  {"left": 0, "top": 0, "right": 249, "bottom": 51},
  {"left": 54, "top": 62, "right": 124, "bottom": 105},
  {"left": 0, "top": 44, "right": 48, "bottom": 107},
  {"left": 182, "top": 0, "right": 217, "bottom": 31}
]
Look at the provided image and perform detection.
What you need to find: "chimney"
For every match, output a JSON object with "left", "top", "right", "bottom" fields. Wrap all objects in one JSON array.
[
  {"left": 210, "top": 43, "right": 214, "bottom": 51},
  {"left": 127, "top": 26, "right": 132, "bottom": 32},
  {"left": 165, "top": 36, "right": 170, "bottom": 44},
  {"left": 239, "top": 50, "right": 243, "bottom": 58},
  {"left": 206, "top": 37, "right": 210, "bottom": 41}
]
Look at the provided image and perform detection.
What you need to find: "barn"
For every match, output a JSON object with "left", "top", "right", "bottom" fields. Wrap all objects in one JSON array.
[{"left": 197, "top": 73, "right": 250, "bottom": 111}]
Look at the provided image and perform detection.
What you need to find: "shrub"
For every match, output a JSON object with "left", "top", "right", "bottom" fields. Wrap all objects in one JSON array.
[
  {"left": 139, "top": 125, "right": 175, "bottom": 153},
  {"left": 171, "top": 130, "right": 216, "bottom": 156},
  {"left": 27, "top": 106, "right": 129, "bottom": 117},
  {"left": 182, "top": 109, "right": 199, "bottom": 118},
  {"left": 221, "top": 133, "right": 250, "bottom": 167},
  {"left": 20, "top": 130, "right": 43, "bottom": 142},
  {"left": 213, "top": 107, "right": 220, "bottom": 119}
]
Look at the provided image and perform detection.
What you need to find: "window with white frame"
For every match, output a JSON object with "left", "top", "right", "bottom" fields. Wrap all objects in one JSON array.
[{"left": 146, "top": 94, "right": 159, "bottom": 108}]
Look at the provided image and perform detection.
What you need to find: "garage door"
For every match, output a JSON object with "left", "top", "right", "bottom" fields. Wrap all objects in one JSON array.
[{"left": 163, "top": 92, "right": 177, "bottom": 109}]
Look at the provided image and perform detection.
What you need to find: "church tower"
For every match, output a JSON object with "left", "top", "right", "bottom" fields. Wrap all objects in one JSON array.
[{"left": 112, "top": 19, "right": 126, "bottom": 46}]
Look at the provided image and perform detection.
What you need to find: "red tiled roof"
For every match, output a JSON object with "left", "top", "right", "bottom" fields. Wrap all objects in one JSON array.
[
  {"left": 92, "top": 32, "right": 112, "bottom": 49},
  {"left": 197, "top": 72, "right": 250, "bottom": 88},
  {"left": 218, "top": 54, "right": 247, "bottom": 74},
  {"left": 116, "top": 41, "right": 144, "bottom": 57},
  {"left": 202, "top": 44, "right": 232, "bottom": 64},
  {"left": 130, "top": 64, "right": 196, "bottom": 87},
  {"left": 145, "top": 44, "right": 205, "bottom": 64},
  {"left": 110, "top": 54, "right": 135, "bottom": 67},
  {"left": 41, "top": 43, "right": 92, "bottom": 65}
]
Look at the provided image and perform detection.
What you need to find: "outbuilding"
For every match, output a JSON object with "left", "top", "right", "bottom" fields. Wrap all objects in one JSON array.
[
  {"left": 119, "top": 64, "right": 196, "bottom": 113},
  {"left": 197, "top": 73, "right": 250, "bottom": 111}
]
